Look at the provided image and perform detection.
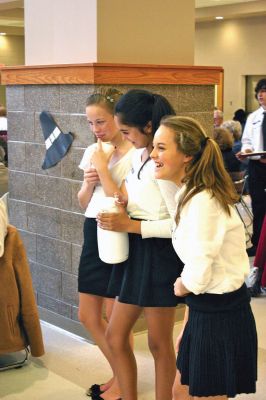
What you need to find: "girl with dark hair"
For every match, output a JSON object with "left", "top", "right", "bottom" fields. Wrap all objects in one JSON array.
[
  {"left": 97, "top": 89, "right": 184, "bottom": 400},
  {"left": 151, "top": 116, "right": 257, "bottom": 400},
  {"left": 77, "top": 88, "right": 135, "bottom": 400}
]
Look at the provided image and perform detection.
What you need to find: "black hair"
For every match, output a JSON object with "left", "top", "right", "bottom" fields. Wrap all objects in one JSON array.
[
  {"left": 114, "top": 89, "right": 175, "bottom": 136},
  {"left": 233, "top": 108, "right": 246, "bottom": 124},
  {"left": 115, "top": 89, "right": 175, "bottom": 178},
  {"left": 255, "top": 79, "right": 266, "bottom": 99}
]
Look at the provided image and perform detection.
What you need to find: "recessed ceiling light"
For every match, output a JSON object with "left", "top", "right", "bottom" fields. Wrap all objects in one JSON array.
[
  {"left": 215, "top": 16, "right": 224, "bottom": 20},
  {"left": 0, "top": 32, "right": 7, "bottom": 36}
]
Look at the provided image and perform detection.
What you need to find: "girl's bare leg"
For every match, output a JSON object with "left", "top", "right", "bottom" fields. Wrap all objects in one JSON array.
[
  {"left": 144, "top": 307, "right": 176, "bottom": 400},
  {"left": 106, "top": 300, "right": 142, "bottom": 400},
  {"left": 78, "top": 293, "right": 118, "bottom": 393},
  {"left": 172, "top": 369, "right": 191, "bottom": 400}
]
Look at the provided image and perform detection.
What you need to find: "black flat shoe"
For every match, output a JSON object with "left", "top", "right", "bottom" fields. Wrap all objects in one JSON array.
[{"left": 86, "top": 384, "right": 104, "bottom": 397}]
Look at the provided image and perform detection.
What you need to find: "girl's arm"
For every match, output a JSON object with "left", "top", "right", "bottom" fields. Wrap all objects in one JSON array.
[
  {"left": 174, "top": 277, "right": 191, "bottom": 297},
  {"left": 97, "top": 181, "right": 142, "bottom": 234},
  {"left": 97, "top": 180, "right": 174, "bottom": 237},
  {"left": 90, "top": 139, "right": 125, "bottom": 197},
  {"left": 77, "top": 167, "right": 99, "bottom": 209}
]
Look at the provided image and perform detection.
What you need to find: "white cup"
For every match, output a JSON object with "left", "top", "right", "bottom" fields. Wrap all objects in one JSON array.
[{"left": 97, "top": 197, "right": 129, "bottom": 264}]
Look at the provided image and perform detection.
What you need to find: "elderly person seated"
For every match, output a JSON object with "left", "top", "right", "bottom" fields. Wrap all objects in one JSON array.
[
  {"left": 213, "top": 109, "right": 223, "bottom": 128},
  {"left": 213, "top": 127, "right": 242, "bottom": 173},
  {"left": 221, "top": 119, "right": 242, "bottom": 154}
]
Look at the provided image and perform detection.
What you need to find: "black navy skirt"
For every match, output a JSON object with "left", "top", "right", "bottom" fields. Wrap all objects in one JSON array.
[
  {"left": 177, "top": 284, "right": 257, "bottom": 397},
  {"left": 78, "top": 218, "right": 116, "bottom": 298},
  {"left": 107, "top": 232, "right": 184, "bottom": 307}
]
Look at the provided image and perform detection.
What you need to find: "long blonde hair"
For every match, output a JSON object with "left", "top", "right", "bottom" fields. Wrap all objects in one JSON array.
[{"left": 160, "top": 116, "right": 239, "bottom": 223}]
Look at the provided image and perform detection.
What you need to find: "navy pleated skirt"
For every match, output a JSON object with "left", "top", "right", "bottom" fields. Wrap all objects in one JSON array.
[
  {"left": 177, "top": 284, "right": 257, "bottom": 397},
  {"left": 107, "top": 232, "right": 184, "bottom": 307},
  {"left": 78, "top": 218, "right": 116, "bottom": 298}
]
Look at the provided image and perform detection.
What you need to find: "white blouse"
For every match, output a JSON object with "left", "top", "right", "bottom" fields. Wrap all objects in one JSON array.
[
  {"left": 0, "top": 117, "right": 7, "bottom": 131},
  {"left": 125, "top": 149, "right": 179, "bottom": 238},
  {"left": 172, "top": 187, "right": 250, "bottom": 295},
  {"left": 79, "top": 143, "right": 135, "bottom": 218}
]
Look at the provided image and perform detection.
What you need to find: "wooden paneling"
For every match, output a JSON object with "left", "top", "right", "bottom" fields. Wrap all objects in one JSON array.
[{"left": 0, "top": 63, "right": 223, "bottom": 86}]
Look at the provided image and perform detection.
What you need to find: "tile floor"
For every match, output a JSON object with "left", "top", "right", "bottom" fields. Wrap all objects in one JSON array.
[{"left": 0, "top": 291, "right": 265, "bottom": 400}]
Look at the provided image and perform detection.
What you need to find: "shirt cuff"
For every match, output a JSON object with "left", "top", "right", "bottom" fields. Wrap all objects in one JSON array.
[{"left": 141, "top": 218, "right": 172, "bottom": 238}]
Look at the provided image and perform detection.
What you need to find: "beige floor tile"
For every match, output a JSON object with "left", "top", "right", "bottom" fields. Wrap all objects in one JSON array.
[{"left": 0, "top": 296, "right": 265, "bottom": 399}]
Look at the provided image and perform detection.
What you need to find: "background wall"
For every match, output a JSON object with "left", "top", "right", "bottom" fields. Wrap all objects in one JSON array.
[
  {"left": 0, "top": 34, "right": 24, "bottom": 105},
  {"left": 195, "top": 15, "right": 266, "bottom": 119},
  {"left": 97, "top": 0, "right": 195, "bottom": 64}
]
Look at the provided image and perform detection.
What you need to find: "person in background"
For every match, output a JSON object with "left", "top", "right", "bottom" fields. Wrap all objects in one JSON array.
[
  {"left": 221, "top": 119, "right": 242, "bottom": 154},
  {"left": 213, "top": 127, "right": 242, "bottom": 172},
  {"left": 77, "top": 88, "right": 134, "bottom": 400},
  {"left": 237, "top": 78, "right": 266, "bottom": 257},
  {"left": 97, "top": 89, "right": 184, "bottom": 400},
  {"left": 233, "top": 108, "right": 247, "bottom": 132},
  {"left": 213, "top": 109, "right": 223, "bottom": 128},
  {"left": 0, "top": 105, "right": 8, "bottom": 165},
  {"left": 0, "top": 105, "right": 7, "bottom": 132},
  {"left": 151, "top": 115, "right": 257, "bottom": 400}
]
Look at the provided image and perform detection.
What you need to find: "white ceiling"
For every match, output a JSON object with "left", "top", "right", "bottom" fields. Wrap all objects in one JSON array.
[
  {"left": 196, "top": 0, "right": 260, "bottom": 7},
  {"left": 196, "top": 0, "right": 266, "bottom": 22}
]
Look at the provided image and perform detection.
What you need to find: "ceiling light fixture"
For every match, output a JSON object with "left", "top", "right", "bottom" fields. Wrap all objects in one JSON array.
[
  {"left": 0, "top": 32, "right": 7, "bottom": 36},
  {"left": 215, "top": 16, "right": 224, "bottom": 20}
]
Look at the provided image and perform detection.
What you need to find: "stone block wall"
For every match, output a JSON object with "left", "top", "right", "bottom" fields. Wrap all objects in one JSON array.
[{"left": 6, "top": 83, "right": 214, "bottom": 338}]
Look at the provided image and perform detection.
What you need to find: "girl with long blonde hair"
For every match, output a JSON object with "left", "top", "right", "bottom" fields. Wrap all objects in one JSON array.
[{"left": 151, "top": 116, "right": 257, "bottom": 400}]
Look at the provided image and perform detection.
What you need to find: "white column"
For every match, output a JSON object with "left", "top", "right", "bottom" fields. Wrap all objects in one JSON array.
[{"left": 24, "top": 0, "right": 97, "bottom": 65}]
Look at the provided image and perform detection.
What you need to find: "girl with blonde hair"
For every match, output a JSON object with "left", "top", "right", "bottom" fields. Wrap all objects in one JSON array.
[
  {"left": 151, "top": 116, "right": 257, "bottom": 400},
  {"left": 78, "top": 88, "right": 134, "bottom": 400}
]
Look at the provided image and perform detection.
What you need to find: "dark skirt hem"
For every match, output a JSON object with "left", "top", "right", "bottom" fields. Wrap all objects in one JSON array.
[
  {"left": 78, "top": 287, "right": 116, "bottom": 299},
  {"left": 177, "top": 286, "right": 257, "bottom": 397},
  {"left": 117, "top": 298, "right": 179, "bottom": 308}
]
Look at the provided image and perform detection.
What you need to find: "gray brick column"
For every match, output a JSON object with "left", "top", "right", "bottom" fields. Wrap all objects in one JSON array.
[{"left": 6, "top": 83, "right": 214, "bottom": 338}]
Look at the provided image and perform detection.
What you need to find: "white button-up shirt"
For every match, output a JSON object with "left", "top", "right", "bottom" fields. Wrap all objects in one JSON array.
[
  {"left": 172, "top": 188, "right": 250, "bottom": 295},
  {"left": 241, "top": 106, "right": 265, "bottom": 159}
]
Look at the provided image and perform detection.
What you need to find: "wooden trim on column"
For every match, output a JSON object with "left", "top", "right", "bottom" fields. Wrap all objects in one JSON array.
[
  {"left": 0, "top": 63, "right": 223, "bottom": 86},
  {"left": 217, "top": 70, "right": 224, "bottom": 111}
]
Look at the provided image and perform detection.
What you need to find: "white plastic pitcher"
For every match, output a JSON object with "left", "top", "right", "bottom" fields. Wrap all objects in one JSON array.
[{"left": 97, "top": 197, "right": 129, "bottom": 264}]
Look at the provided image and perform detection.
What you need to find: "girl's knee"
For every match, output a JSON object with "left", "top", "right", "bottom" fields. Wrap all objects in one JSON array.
[
  {"left": 106, "top": 327, "right": 129, "bottom": 354},
  {"left": 105, "top": 327, "right": 117, "bottom": 350},
  {"left": 78, "top": 307, "right": 102, "bottom": 331},
  {"left": 147, "top": 335, "right": 173, "bottom": 358}
]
